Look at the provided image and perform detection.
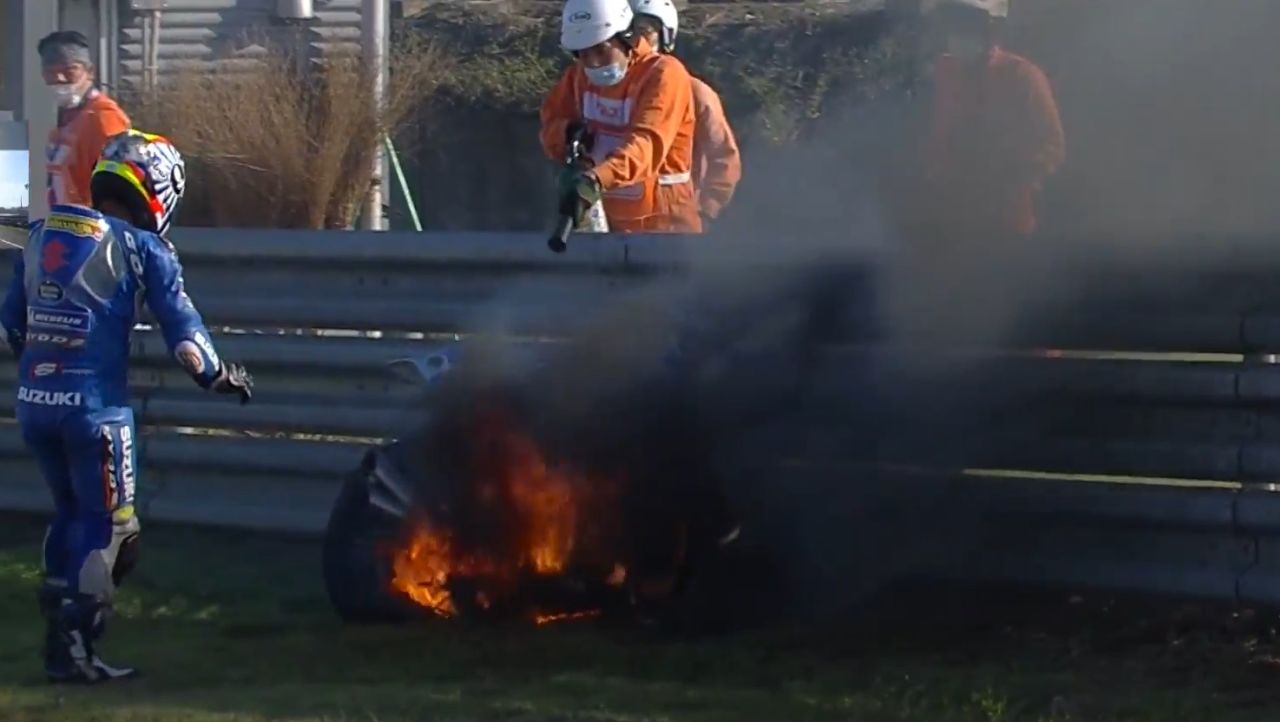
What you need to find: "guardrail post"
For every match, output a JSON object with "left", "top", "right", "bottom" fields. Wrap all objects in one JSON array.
[
  {"left": 21, "top": 0, "right": 57, "bottom": 222},
  {"left": 360, "top": 0, "right": 388, "bottom": 231}
]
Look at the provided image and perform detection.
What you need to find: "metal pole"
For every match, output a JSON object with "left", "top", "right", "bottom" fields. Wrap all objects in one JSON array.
[
  {"left": 22, "top": 0, "right": 58, "bottom": 222},
  {"left": 360, "top": 0, "right": 387, "bottom": 231},
  {"left": 385, "top": 135, "right": 421, "bottom": 231},
  {"left": 1, "top": 1, "right": 24, "bottom": 116},
  {"left": 146, "top": 10, "right": 162, "bottom": 97}
]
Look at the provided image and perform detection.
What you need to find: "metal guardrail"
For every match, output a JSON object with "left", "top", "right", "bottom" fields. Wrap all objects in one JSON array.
[
  {"left": 0, "top": 229, "right": 662, "bottom": 532},
  {"left": 0, "top": 228, "right": 1278, "bottom": 605}
]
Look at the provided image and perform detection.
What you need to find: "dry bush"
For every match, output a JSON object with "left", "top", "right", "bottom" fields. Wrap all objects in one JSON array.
[{"left": 129, "top": 36, "right": 448, "bottom": 228}]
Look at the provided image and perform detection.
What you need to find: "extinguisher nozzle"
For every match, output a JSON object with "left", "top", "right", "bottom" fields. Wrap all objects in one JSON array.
[{"left": 548, "top": 214, "right": 574, "bottom": 254}]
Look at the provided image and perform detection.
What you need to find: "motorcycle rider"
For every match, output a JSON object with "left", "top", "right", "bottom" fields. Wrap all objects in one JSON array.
[{"left": 0, "top": 129, "right": 253, "bottom": 683}]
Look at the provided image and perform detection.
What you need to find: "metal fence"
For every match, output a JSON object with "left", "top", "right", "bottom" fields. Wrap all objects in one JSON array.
[
  {"left": 0, "top": 228, "right": 1279, "bottom": 605},
  {"left": 0, "top": 229, "right": 657, "bottom": 533},
  {"left": 115, "top": 0, "right": 369, "bottom": 93}
]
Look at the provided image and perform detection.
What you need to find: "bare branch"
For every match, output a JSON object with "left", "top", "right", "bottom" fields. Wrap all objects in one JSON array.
[{"left": 126, "top": 38, "right": 450, "bottom": 229}]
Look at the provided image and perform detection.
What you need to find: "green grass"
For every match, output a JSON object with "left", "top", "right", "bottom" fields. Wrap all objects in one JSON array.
[{"left": 0, "top": 513, "right": 1276, "bottom": 722}]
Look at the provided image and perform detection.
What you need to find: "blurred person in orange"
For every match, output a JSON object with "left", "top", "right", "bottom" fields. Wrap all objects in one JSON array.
[
  {"left": 629, "top": 0, "right": 742, "bottom": 226},
  {"left": 39, "top": 31, "right": 131, "bottom": 209},
  {"left": 920, "top": 0, "right": 1064, "bottom": 238},
  {"left": 540, "top": 0, "right": 701, "bottom": 234}
]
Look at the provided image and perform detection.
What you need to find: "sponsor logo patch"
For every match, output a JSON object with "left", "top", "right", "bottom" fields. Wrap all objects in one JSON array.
[
  {"left": 103, "top": 427, "right": 116, "bottom": 509},
  {"left": 41, "top": 238, "right": 70, "bottom": 273},
  {"left": 103, "top": 425, "right": 137, "bottom": 509},
  {"left": 17, "top": 387, "right": 82, "bottom": 406},
  {"left": 123, "top": 231, "right": 144, "bottom": 279},
  {"left": 37, "top": 280, "right": 63, "bottom": 301},
  {"left": 28, "top": 362, "right": 94, "bottom": 378},
  {"left": 193, "top": 331, "right": 220, "bottom": 368},
  {"left": 28, "top": 307, "right": 91, "bottom": 332},
  {"left": 45, "top": 213, "right": 107, "bottom": 240},
  {"left": 120, "top": 425, "right": 135, "bottom": 504},
  {"left": 26, "top": 332, "right": 87, "bottom": 350},
  {"left": 32, "top": 362, "right": 59, "bottom": 377}
]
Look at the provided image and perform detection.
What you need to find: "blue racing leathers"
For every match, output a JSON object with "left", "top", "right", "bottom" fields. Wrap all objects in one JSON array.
[{"left": 0, "top": 205, "right": 226, "bottom": 671}]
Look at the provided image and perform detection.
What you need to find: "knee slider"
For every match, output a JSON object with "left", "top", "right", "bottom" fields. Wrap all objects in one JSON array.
[
  {"left": 77, "top": 515, "right": 141, "bottom": 604},
  {"left": 41, "top": 523, "right": 55, "bottom": 577},
  {"left": 112, "top": 529, "right": 140, "bottom": 587}
]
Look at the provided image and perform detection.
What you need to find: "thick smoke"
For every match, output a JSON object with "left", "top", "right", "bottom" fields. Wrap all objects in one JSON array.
[
  {"left": 1011, "top": 0, "right": 1280, "bottom": 236},
  {"left": 399, "top": 2, "right": 1280, "bottom": 626}
]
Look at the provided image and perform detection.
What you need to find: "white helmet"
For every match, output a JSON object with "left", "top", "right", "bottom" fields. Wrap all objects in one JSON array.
[
  {"left": 561, "top": 0, "right": 635, "bottom": 52},
  {"left": 629, "top": 0, "right": 679, "bottom": 52},
  {"left": 928, "top": 0, "right": 1009, "bottom": 18}
]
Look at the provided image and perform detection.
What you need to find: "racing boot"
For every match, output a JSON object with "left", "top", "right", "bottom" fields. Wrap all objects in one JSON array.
[
  {"left": 37, "top": 581, "right": 67, "bottom": 676},
  {"left": 715, "top": 521, "right": 742, "bottom": 548},
  {"left": 694, "top": 479, "right": 742, "bottom": 550},
  {"left": 45, "top": 593, "right": 138, "bottom": 684}
]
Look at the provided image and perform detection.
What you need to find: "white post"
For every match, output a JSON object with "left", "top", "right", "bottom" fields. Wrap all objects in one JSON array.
[
  {"left": 22, "top": 0, "right": 57, "bottom": 222},
  {"left": 360, "top": 0, "right": 387, "bottom": 231}
]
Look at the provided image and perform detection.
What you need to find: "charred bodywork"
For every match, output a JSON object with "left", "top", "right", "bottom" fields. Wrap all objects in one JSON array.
[
  {"left": 322, "top": 267, "right": 862, "bottom": 627},
  {"left": 322, "top": 364, "right": 747, "bottom": 626}
]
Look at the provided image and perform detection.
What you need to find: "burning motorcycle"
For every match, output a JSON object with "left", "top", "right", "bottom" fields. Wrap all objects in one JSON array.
[
  {"left": 321, "top": 269, "right": 852, "bottom": 628},
  {"left": 321, "top": 341, "right": 745, "bottom": 627}
]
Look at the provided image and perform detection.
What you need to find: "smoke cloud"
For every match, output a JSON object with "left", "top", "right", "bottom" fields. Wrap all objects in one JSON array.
[{"left": 397, "top": 2, "right": 1280, "bottom": 627}]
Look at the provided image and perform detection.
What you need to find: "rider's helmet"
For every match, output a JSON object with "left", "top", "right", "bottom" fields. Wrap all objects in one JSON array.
[{"left": 90, "top": 129, "right": 186, "bottom": 237}]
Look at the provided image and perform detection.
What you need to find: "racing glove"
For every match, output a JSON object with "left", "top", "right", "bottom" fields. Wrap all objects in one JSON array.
[
  {"left": 3, "top": 329, "right": 23, "bottom": 358},
  {"left": 557, "top": 169, "right": 602, "bottom": 226},
  {"left": 211, "top": 362, "right": 254, "bottom": 405}
]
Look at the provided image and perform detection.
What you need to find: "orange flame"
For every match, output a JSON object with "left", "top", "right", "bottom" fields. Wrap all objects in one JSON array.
[
  {"left": 389, "top": 409, "right": 624, "bottom": 622},
  {"left": 390, "top": 525, "right": 455, "bottom": 616},
  {"left": 502, "top": 429, "right": 577, "bottom": 575},
  {"left": 534, "top": 610, "right": 603, "bottom": 626},
  {"left": 390, "top": 522, "right": 508, "bottom": 617},
  {"left": 606, "top": 562, "right": 627, "bottom": 587}
]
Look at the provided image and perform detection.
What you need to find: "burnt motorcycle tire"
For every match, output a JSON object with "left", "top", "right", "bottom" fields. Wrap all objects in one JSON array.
[{"left": 321, "top": 465, "right": 412, "bottom": 624}]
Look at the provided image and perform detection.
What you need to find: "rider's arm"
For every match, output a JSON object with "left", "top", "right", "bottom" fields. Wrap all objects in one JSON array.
[
  {"left": 0, "top": 252, "right": 26, "bottom": 357},
  {"left": 0, "top": 222, "right": 39, "bottom": 357},
  {"left": 136, "top": 231, "right": 223, "bottom": 389}
]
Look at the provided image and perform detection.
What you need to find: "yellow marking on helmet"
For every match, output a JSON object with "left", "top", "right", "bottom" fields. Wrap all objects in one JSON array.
[{"left": 92, "top": 159, "right": 150, "bottom": 199}]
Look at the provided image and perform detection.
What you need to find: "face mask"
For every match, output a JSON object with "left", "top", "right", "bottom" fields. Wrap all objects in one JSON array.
[
  {"left": 50, "top": 83, "right": 84, "bottom": 109},
  {"left": 584, "top": 62, "right": 627, "bottom": 88}
]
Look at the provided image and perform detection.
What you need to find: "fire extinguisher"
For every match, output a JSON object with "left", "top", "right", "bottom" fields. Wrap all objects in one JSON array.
[{"left": 547, "top": 124, "right": 608, "bottom": 254}]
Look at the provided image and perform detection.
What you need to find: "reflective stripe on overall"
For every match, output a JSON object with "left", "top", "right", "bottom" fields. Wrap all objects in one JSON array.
[{"left": 574, "top": 60, "right": 692, "bottom": 220}]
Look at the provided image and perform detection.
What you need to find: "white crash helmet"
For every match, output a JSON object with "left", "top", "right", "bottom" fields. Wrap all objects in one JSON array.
[
  {"left": 629, "top": 0, "right": 679, "bottom": 52},
  {"left": 561, "top": 0, "right": 636, "bottom": 53},
  {"left": 927, "top": 0, "right": 1009, "bottom": 17}
]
